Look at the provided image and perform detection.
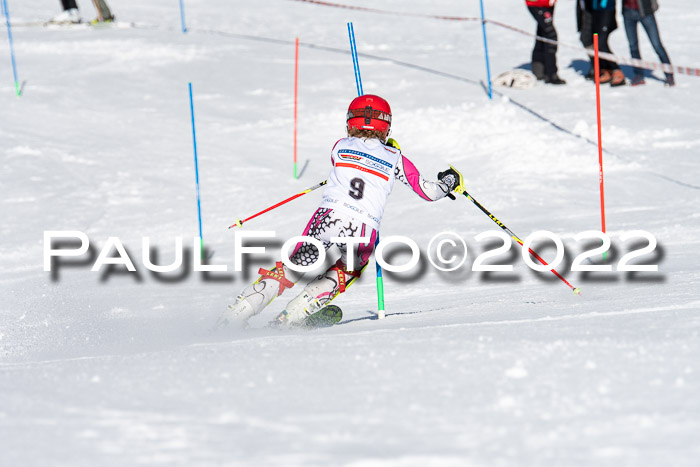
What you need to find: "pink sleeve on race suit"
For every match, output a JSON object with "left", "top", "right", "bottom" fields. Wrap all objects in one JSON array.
[{"left": 399, "top": 155, "right": 432, "bottom": 201}]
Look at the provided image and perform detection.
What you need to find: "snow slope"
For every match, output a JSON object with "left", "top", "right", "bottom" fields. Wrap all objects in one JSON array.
[{"left": 1, "top": 0, "right": 699, "bottom": 465}]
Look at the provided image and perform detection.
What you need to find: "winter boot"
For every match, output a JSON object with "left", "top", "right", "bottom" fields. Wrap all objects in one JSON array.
[
  {"left": 544, "top": 74, "right": 566, "bottom": 85},
  {"left": 49, "top": 8, "right": 81, "bottom": 24},
  {"left": 664, "top": 74, "right": 675, "bottom": 87},
  {"left": 610, "top": 69, "right": 627, "bottom": 87},
  {"left": 630, "top": 75, "right": 646, "bottom": 86},
  {"left": 598, "top": 69, "right": 612, "bottom": 84},
  {"left": 90, "top": 17, "right": 114, "bottom": 25}
]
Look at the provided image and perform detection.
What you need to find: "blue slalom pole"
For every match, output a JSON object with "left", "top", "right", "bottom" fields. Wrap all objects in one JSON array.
[
  {"left": 347, "top": 22, "right": 363, "bottom": 96},
  {"left": 178, "top": 0, "right": 187, "bottom": 33},
  {"left": 188, "top": 82, "right": 203, "bottom": 255},
  {"left": 2, "top": 0, "right": 20, "bottom": 96},
  {"left": 479, "top": 0, "right": 493, "bottom": 100},
  {"left": 347, "top": 23, "right": 385, "bottom": 319}
]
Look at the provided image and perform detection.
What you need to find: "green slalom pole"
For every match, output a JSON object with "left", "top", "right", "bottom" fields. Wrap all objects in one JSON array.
[{"left": 375, "top": 235, "right": 385, "bottom": 319}]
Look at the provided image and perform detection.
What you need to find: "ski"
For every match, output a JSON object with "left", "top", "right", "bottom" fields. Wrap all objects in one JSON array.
[
  {"left": 14, "top": 21, "right": 134, "bottom": 29},
  {"left": 300, "top": 305, "right": 343, "bottom": 329}
]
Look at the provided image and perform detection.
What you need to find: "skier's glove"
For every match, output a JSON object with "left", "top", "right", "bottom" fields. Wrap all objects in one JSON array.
[
  {"left": 437, "top": 167, "right": 462, "bottom": 200},
  {"left": 385, "top": 138, "right": 401, "bottom": 150}
]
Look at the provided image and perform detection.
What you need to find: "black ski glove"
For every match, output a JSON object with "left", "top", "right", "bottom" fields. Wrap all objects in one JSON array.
[{"left": 437, "top": 167, "right": 460, "bottom": 199}]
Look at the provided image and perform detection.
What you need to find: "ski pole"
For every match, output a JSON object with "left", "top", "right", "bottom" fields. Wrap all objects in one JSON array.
[
  {"left": 451, "top": 170, "right": 580, "bottom": 295},
  {"left": 228, "top": 180, "right": 327, "bottom": 229}
]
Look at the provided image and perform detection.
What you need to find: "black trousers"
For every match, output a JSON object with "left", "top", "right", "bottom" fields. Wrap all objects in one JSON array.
[
  {"left": 528, "top": 6, "right": 558, "bottom": 76},
  {"left": 591, "top": 9, "right": 620, "bottom": 71},
  {"left": 61, "top": 0, "right": 78, "bottom": 10},
  {"left": 577, "top": 5, "right": 594, "bottom": 48}
]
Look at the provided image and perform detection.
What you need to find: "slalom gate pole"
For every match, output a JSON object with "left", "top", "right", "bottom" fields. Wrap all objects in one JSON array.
[
  {"left": 228, "top": 180, "right": 327, "bottom": 229},
  {"left": 479, "top": 0, "right": 493, "bottom": 100},
  {"left": 593, "top": 34, "right": 607, "bottom": 261},
  {"left": 347, "top": 22, "right": 364, "bottom": 96},
  {"left": 178, "top": 0, "right": 187, "bottom": 33},
  {"left": 375, "top": 234, "right": 385, "bottom": 319},
  {"left": 188, "top": 82, "right": 204, "bottom": 257},
  {"left": 2, "top": 0, "right": 20, "bottom": 97},
  {"left": 347, "top": 21, "right": 385, "bottom": 319},
  {"left": 456, "top": 185, "right": 581, "bottom": 295},
  {"left": 294, "top": 37, "right": 299, "bottom": 179}
]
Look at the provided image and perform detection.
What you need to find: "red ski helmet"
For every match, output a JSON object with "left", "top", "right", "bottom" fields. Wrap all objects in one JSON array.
[{"left": 346, "top": 94, "right": 392, "bottom": 134}]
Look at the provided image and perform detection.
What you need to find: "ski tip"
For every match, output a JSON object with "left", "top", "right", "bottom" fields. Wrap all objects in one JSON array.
[
  {"left": 573, "top": 287, "right": 582, "bottom": 296},
  {"left": 301, "top": 305, "right": 342, "bottom": 329}
]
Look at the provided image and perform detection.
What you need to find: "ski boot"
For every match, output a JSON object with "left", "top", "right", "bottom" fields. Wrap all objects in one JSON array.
[
  {"left": 273, "top": 289, "right": 323, "bottom": 327},
  {"left": 216, "top": 296, "right": 255, "bottom": 329}
]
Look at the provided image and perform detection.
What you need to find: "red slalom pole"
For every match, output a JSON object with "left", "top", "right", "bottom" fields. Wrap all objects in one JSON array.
[
  {"left": 594, "top": 34, "right": 607, "bottom": 260},
  {"left": 293, "top": 37, "right": 299, "bottom": 179},
  {"left": 228, "top": 180, "right": 327, "bottom": 229}
]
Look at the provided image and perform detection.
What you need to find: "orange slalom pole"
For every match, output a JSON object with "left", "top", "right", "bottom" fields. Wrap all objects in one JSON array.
[
  {"left": 594, "top": 34, "right": 607, "bottom": 261},
  {"left": 293, "top": 37, "right": 299, "bottom": 179}
]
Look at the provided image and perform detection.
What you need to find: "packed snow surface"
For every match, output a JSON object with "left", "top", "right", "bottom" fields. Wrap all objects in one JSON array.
[{"left": 1, "top": 0, "right": 699, "bottom": 465}]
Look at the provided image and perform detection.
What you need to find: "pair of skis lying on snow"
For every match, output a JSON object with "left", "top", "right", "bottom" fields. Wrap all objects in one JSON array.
[{"left": 229, "top": 163, "right": 581, "bottom": 329}]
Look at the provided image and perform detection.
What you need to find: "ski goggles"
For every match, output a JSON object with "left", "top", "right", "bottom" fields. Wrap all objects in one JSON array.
[{"left": 346, "top": 106, "right": 392, "bottom": 126}]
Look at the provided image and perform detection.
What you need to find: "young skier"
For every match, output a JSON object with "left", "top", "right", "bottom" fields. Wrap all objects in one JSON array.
[{"left": 218, "top": 94, "right": 462, "bottom": 328}]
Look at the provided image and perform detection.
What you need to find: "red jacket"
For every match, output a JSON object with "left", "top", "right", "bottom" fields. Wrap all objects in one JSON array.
[{"left": 526, "top": 0, "right": 556, "bottom": 6}]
